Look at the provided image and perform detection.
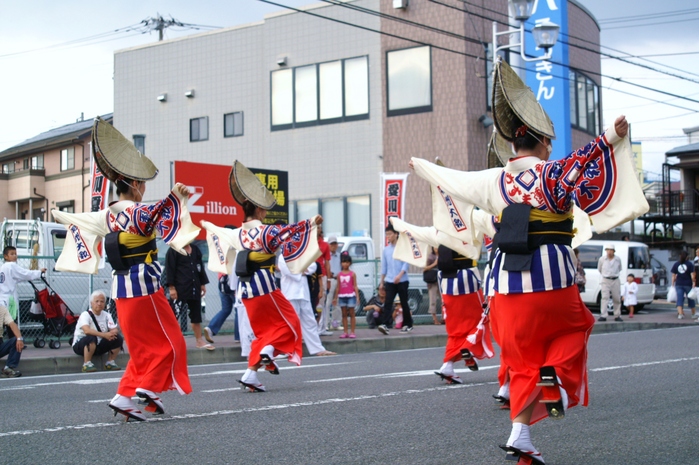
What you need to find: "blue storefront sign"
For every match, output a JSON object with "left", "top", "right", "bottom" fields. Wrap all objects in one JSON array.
[{"left": 525, "top": 0, "right": 571, "bottom": 160}]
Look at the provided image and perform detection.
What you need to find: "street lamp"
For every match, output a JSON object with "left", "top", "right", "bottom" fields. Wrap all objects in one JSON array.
[{"left": 492, "top": 0, "right": 560, "bottom": 62}]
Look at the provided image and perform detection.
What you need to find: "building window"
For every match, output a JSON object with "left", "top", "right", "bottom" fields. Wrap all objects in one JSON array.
[
  {"left": 224, "top": 112, "right": 244, "bottom": 137},
  {"left": 569, "top": 69, "right": 600, "bottom": 136},
  {"left": 133, "top": 135, "right": 145, "bottom": 154},
  {"left": 296, "top": 199, "right": 319, "bottom": 222},
  {"left": 347, "top": 195, "right": 371, "bottom": 237},
  {"left": 387, "top": 46, "right": 432, "bottom": 117},
  {"left": 190, "top": 117, "right": 209, "bottom": 142},
  {"left": 294, "top": 195, "right": 371, "bottom": 237},
  {"left": 31, "top": 155, "right": 44, "bottom": 169},
  {"left": 2, "top": 163, "right": 13, "bottom": 174},
  {"left": 271, "top": 55, "right": 369, "bottom": 131},
  {"left": 57, "top": 200, "right": 75, "bottom": 213},
  {"left": 60, "top": 147, "right": 75, "bottom": 171},
  {"left": 321, "top": 198, "right": 345, "bottom": 237},
  {"left": 23, "top": 159, "right": 29, "bottom": 170}
]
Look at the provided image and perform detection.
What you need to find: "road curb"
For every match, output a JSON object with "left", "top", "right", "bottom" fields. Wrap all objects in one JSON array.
[{"left": 15, "top": 322, "right": 694, "bottom": 377}]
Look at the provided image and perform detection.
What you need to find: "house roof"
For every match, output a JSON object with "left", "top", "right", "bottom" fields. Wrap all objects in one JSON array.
[
  {"left": 666, "top": 141, "right": 699, "bottom": 157},
  {"left": 0, "top": 113, "right": 113, "bottom": 160}
]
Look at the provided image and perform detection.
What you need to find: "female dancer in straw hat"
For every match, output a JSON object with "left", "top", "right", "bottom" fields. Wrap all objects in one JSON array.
[
  {"left": 52, "top": 117, "right": 198, "bottom": 421},
  {"left": 388, "top": 217, "right": 493, "bottom": 385},
  {"left": 202, "top": 160, "right": 323, "bottom": 392},
  {"left": 410, "top": 59, "right": 647, "bottom": 463}
]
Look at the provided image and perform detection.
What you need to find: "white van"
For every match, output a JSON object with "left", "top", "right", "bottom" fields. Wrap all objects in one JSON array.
[
  {"left": 577, "top": 240, "right": 655, "bottom": 310},
  {"left": 1, "top": 219, "right": 113, "bottom": 328}
]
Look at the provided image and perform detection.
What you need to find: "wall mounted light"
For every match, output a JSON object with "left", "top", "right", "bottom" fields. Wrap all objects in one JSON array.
[
  {"left": 479, "top": 114, "right": 494, "bottom": 128},
  {"left": 492, "top": 0, "right": 560, "bottom": 62},
  {"left": 185, "top": 89, "right": 195, "bottom": 98},
  {"left": 157, "top": 93, "right": 167, "bottom": 102}
]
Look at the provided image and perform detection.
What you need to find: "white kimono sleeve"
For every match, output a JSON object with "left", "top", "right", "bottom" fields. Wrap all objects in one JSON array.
[{"left": 51, "top": 209, "right": 110, "bottom": 274}]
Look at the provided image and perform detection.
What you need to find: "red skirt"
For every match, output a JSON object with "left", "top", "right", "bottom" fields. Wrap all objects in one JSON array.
[
  {"left": 116, "top": 291, "right": 192, "bottom": 396},
  {"left": 442, "top": 291, "right": 492, "bottom": 362},
  {"left": 490, "top": 286, "right": 595, "bottom": 424},
  {"left": 245, "top": 289, "right": 303, "bottom": 368}
]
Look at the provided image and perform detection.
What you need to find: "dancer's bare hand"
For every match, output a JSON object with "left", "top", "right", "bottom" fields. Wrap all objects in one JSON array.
[
  {"left": 614, "top": 115, "right": 628, "bottom": 138},
  {"left": 174, "top": 183, "right": 190, "bottom": 197}
]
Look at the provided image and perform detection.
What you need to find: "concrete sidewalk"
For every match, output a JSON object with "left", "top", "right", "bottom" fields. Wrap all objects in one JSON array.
[{"left": 14, "top": 301, "right": 698, "bottom": 377}]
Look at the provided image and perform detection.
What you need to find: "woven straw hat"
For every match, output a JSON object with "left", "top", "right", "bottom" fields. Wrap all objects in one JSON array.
[
  {"left": 92, "top": 117, "right": 158, "bottom": 183},
  {"left": 492, "top": 59, "right": 555, "bottom": 142},
  {"left": 229, "top": 160, "right": 277, "bottom": 210},
  {"left": 487, "top": 129, "right": 514, "bottom": 167}
]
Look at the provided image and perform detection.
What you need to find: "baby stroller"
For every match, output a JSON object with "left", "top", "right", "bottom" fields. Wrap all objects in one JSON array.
[{"left": 28, "top": 277, "right": 79, "bottom": 349}]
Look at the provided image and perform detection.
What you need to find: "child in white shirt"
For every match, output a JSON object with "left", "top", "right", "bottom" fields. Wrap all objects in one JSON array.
[{"left": 622, "top": 274, "right": 639, "bottom": 318}]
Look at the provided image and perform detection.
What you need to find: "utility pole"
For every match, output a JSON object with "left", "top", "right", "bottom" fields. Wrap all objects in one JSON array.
[{"left": 142, "top": 14, "right": 183, "bottom": 41}]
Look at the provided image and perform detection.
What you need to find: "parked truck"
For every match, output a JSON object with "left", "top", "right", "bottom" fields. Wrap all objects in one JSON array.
[
  {"left": 0, "top": 219, "right": 113, "bottom": 338},
  {"left": 333, "top": 236, "right": 429, "bottom": 317}
]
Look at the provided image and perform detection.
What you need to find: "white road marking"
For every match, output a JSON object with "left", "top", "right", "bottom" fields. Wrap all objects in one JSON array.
[
  {"left": 590, "top": 356, "right": 699, "bottom": 372},
  {"left": 0, "top": 361, "right": 358, "bottom": 394},
  {"left": 306, "top": 365, "right": 499, "bottom": 383},
  {"left": 0, "top": 381, "right": 496, "bottom": 437}
]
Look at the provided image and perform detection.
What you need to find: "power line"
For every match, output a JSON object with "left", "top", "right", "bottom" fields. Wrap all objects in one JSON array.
[
  {"left": 0, "top": 24, "right": 143, "bottom": 58},
  {"left": 263, "top": 0, "right": 699, "bottom": 113},
  {"left": 604, "top": 15, "right": 699, "bottom": 30},
  {"left": 617, "top": 51, "right": 699, "bottom": 58},
  {"left": 431, "top": 0, "right": 699, "bottom": 85},
  {"left": 597, "top": 7, "right": 699, "bottom": 24}
]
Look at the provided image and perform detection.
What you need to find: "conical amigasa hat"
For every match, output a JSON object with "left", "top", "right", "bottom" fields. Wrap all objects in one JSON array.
[
  {"left": 492, "top": 58, "right": 555, "bottom": 142},
  {"left": 229, "top": 160, "right": 277, "bottom": 210},
  {"left": 487, "top": 129, "right": 514, "bottom": 167},
  {"left": 92, "top": 117, "right": 158, "bottom": 182}
]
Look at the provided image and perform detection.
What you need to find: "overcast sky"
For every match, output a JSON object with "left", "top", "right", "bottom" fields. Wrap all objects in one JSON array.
[{"left": 0, "top": 0, "right": 697, "bottom": 178}]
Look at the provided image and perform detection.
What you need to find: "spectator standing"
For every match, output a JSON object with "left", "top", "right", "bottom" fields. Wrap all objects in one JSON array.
[
  {"left": 204, "top": 272, "right": 237, "bottom": 344},
  {"left": 324, "top": 236, "right": 342, "bottom": 331},
  {"left": 364, "top": 284, "right": 387, "bottom": 329},
  {"left": 316, "top": 226, "right": 332, "bottom": 335},
  {"left": 671, "top": 250, "right": 696, "bottom": 319},
  {"left": 165, "top": 243, "right": 213, "bottom": 350},
  {"left": 278, "top": 255, "right": 336, "bottom": 356},
  {"left": 377, "top": 224, "right": 413, "bottom": 334},
  {"left": 423, "top": 246, "right": 441, "bottom": 324},
  {"left": 72, "top": 290, "right": 123, "bottom": 372},
  {"left": 597, "top": 244, "right": 623, "bottom": 322},
  {"left": 333, "top": 252, "right": 360, "bottom": 338},
  {"left": 0, "top": 292, "right": 25, "bottom": 378},
  {"left": 0, "top": 246, "right": 46, "bottom": 320},
  {"left": 621, "top": 274, "right": 638, "bottom": 319}
]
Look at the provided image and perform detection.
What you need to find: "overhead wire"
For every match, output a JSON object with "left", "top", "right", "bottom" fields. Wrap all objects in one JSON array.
[{"left": 265, "top": 0, "right": 699, "bottom": 121}]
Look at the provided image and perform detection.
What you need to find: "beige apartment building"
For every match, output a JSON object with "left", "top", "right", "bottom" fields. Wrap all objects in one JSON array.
[{"left": 0, "top": 115, "right": 112, "bottom": 222}]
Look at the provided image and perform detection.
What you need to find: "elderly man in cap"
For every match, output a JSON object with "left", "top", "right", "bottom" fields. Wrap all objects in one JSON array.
[{"left": 597, "top": 244, "right": 623, "bottom": 322}]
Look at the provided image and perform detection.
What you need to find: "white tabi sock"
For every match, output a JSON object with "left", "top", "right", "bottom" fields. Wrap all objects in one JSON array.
[
  {"left": 497, "top": 381, "right": 510, "bottom": 400},
  {"left": 260, "top": 345, "right": 275, "bottom": 358},
  {"left": 507, "top": 423, "right": 538, "bottom": 452},
  {"left": 439, "top": 361, "right": 454, "bottom": 375},
  {"left": 241, "top": 368, "right": 257, "bottom": 384}
]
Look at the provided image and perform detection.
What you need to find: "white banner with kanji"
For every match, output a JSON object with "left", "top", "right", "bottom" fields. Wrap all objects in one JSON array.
[{"left": 380, "top": 172, "right": 409, "bottom": 247}]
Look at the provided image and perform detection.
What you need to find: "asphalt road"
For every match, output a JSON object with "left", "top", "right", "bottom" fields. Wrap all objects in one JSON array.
[{"left": 1, "top": 325, "right": 698, "bottom": 465}]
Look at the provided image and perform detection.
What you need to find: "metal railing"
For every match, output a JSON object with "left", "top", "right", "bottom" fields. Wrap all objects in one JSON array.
[{"left": 645, "top": 189, "right": 699, "bottom": 218}]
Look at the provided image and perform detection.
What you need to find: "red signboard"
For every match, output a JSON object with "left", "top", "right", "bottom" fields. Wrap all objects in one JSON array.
[{"left": 173, "top": 161, "right": 289, "bottom": 239}]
